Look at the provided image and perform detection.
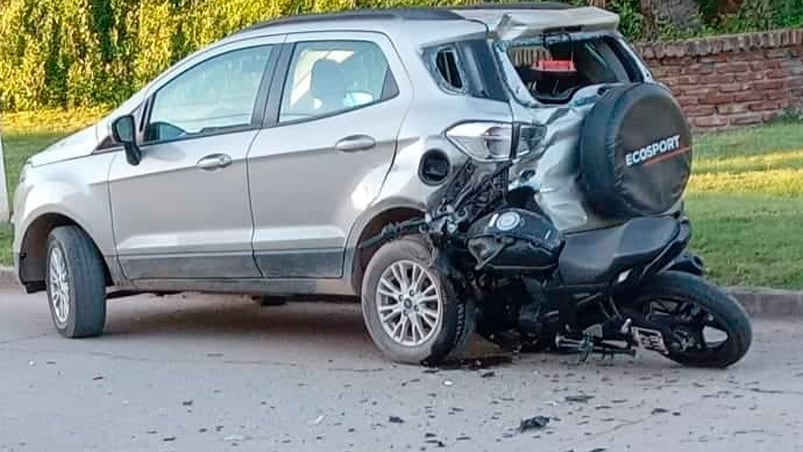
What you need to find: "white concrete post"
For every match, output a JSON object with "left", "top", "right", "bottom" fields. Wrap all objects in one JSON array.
[{"left": 0, "top": 126, "right": 8, "bottom": 222}]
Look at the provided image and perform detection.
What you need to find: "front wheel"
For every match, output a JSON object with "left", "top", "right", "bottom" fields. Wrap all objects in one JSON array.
[
  {"left": 361, "top": 237, "right": 474, "bottom": 365},
  {"left": 624, "top": 271, "right": 752, "bottom": 368},
  {"left": 46, "top": 226, "right": 107, "bottom": 338}
]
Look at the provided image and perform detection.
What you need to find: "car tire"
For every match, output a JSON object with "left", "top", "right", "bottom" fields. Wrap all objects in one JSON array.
[
  {"left": 46, "top": 226, "right": 107, "bottom": 338},
  {"left": 361, "top": 237, "right": 474, "bottom": 365}
]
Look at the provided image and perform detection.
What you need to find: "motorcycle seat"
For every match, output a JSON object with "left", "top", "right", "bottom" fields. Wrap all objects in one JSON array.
[{"left": 558, "top": 217, "right": 678, "bottom": 286}]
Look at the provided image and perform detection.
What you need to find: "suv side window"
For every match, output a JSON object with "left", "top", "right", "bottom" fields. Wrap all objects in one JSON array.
[
  {"left": 146, "top": 45, "right": 273, "bottom": 142},
  {"left": 279, "top": 40, "right": 398, "bottom": 123}
]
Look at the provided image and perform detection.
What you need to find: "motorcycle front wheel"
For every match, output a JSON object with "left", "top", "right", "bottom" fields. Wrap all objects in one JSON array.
[{"left": 624, "top": 271, "right": 752, "bottom": 368}]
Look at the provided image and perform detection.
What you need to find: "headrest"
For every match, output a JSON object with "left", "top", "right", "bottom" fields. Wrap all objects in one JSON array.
[{"left": 311, "top": 59, "right": 345, "bottom": 99}]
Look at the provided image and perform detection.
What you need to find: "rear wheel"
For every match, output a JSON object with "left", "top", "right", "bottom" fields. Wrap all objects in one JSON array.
[
  {"left": 361, "top": 237, "right": 474, "bottom": 365},
  {"left": 46, "top": 226, "right": 107, "bottom": 338},
  {"left": 626, "top": 271, "right": 751, "bottom": 368}
]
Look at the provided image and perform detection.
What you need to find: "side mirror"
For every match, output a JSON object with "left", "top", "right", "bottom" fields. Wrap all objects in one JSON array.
[{"left": 111, "top": 115, "right": 142, "bottom": 166}]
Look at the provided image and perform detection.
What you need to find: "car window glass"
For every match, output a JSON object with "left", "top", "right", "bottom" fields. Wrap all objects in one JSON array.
[
  {"left": 434, "top": 47, "right": 464, "bottom": 90},
  {"left": 279, "top": 40, "right": 394, "bottom": 123},
  {"left": 147, "top": 45, "right": 272, "bottom": 142}
]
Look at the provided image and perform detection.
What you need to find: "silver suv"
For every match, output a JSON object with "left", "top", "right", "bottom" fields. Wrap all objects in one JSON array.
[{"left": 13, "top": 4, "right": 657, "bottom": 361}]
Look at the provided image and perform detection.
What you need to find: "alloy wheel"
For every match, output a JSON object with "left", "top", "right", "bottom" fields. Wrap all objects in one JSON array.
[
  {"left": 375, "top": 260, "right": 443, "bottom": 347},
  {"left": 48, "top": 247, "right": 70, "bottom": 325}
]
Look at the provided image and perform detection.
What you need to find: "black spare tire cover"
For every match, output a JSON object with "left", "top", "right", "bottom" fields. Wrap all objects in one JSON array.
[{"left": 579, "top": 83, "right": 692, "bottom": 219}]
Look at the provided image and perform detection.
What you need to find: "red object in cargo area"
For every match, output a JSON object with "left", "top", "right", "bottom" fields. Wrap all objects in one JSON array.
[{"left": 535, "top": 59, "right": 577, "bottom": 73}]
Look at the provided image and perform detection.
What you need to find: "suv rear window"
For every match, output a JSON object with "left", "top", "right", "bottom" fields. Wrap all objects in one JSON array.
[
  {"left": 502, "top": 35, "right": 642, "bottom": 104},
  {"left": 423, "top": 40, "right": 508, "bottom": 102},
  {"left": 434, "top": 48, "right": 464, "bottom": 90}
]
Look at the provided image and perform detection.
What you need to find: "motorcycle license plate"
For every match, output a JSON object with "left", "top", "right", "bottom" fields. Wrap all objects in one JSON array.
[{"left": 632, "top": 327, "right": 669, "bottom": 354}]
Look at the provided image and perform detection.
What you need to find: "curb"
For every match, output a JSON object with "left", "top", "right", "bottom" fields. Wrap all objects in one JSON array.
[
  {"left": 1, "top": 266, "right": 801, "bottom": 317},
  {"left": 725, "top": 287, "right": 803, "bottom": 318}
]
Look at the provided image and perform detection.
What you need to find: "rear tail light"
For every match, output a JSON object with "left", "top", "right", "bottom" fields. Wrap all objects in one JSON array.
[{"left": 446, "top": 121, "right": 545, "bottom": 162}]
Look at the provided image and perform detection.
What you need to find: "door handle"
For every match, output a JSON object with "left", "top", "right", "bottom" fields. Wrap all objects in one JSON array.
[
  {"left": 335, "top": 135, "right": 376, "bottom": 153},
  {"left": 197, "top": 153, "right": 232, "bottom": 171}
]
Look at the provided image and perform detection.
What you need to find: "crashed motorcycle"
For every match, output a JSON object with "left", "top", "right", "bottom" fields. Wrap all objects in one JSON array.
[{"left": 362, "top": 84, "right": 752, "bottom": 368}]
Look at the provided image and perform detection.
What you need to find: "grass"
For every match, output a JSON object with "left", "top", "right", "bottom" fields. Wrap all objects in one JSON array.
[
  {"left": 685, "top": 118, "right": 803, "bottom": 289},
  {"left": 2, "top": 108, "right": 106, "bottom": 190},
  {"left": 1, "top": 109, "right": 802, "bottom": 289}
]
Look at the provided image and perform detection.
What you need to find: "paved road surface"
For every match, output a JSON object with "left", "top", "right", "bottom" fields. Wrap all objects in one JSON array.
[{"left": 1, "top": 290, "right": 802, "bottom": 452}]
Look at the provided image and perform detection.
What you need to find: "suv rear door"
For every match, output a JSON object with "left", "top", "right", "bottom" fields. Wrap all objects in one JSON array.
[{"left": 247, "top": 32, "right": 411, "bottom": 279}]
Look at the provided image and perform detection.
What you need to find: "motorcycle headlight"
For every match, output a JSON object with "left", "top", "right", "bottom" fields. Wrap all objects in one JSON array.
[{"left": 446, "top": 121, "right": 545, "bottom": 162}]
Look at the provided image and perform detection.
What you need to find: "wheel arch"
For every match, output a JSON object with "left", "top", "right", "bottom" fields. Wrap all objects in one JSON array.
[
  {"left": 17, "top": 212, "right": 112, "bottom": 293},
  {"left": 348, "top": 204, "right": 425, "bottom": 295}
]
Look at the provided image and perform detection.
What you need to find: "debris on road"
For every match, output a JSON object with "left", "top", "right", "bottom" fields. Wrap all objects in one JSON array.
[
  {"left": 519, "top": 415, "right": 550, "bottom": 433},
  {"left": 401, "top": 378, "right": 420, "bottom": 387},
  {"left": 481, "top": 371, "right": 496, "bottom": 378},
  {"left": 162, "top": 436, "right": 176, "bottom": 442},
  {"left": 309, "top": 414, "right": 326, "bottom": 426},
  {"left": 425, "top": 439, "right": 447, "bottom": 448},
  {"left": 443, "top": 380, "right": 454, "bottom": 387},
  {"left": 437, "top": 355, "right": 513, "bottom": 371},
  {"left": 388, "top": 416, "right": 405, "bottom": 424},
  {"left": 92, "top": 375, "right": 104, "bottom": 381},
  {"left": 182, "top": 400, "right": 193, "bottom": 406},
  {"left": 651, "top": 407, "right": 669, "bottom": 415},
  {"left": 224, "top": 435, "right": 246, "bottom": 442},
  {"left": 565, "top": 394, "right": 594, "bottom": 403}
]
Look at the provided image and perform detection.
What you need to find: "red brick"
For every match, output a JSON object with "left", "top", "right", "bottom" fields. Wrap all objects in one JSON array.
[
  {"left": 717, "top": 104, "right": 749, "bottom": 115},
  {"left": 701, "top": 73, "right": 735, "bottom": 84},
  {"left": 650, "top": 66, "right": 669, "bottom": 79},
  {"left": 680, "top": 86, "right": 716, "bottom": 96},
  {"left": 752, "top": 60, "right": 783, "bottom": 70},
  {"left": 747, "top": 100, "right": 786, "bottom": 112},
  {"left": 719, "top": 83, "right": 745, "bottom": 93},
  {"left": 734, "top": 72, "right": 765, "bottom": 82},
  {"left": 700, "top": 54, "right": 731, "bottom": 63},
  {"left": 715, "top": 62, "right": 750, "bottom": 74},
  {"left": 675, "top": 95, "right": 700, "bottom": 106},
  {"left": 685, "top": 105, "right": 717, "bottom": 117},
  {"left": 692, "top": 116, "right": 728, "bottom": 128},
  {"left": 764, "top": 69, "right": 789, "bottom": 79},
  {"left": 751, "top": 79, "right": 786, "bottom": 90},
  {"left": 680, "top": 63, "right": 714, "bottom": 75},
  {"left": 733, "top": 91, "right": 766, "bottom": 103},
  {"left": 700, "top": 93, "right": 736, "bottom": 105},
  {"left": 765, "top": 89, "right": 789, "bottom": 100},
  {"left": 729, "top": 113, "right": 763, "bottom": 126}
]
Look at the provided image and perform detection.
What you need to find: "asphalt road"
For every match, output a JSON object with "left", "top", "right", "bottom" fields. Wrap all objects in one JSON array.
[{"left": 1, "top": 290, "right": 802, "bottom": 452}]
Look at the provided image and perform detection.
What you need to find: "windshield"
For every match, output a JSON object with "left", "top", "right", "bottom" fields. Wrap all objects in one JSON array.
[{"left": 495, "top": 33, "right": 643, "bottom": 106}]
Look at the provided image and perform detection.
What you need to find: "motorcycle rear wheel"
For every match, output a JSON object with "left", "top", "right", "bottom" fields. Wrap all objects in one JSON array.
[{"left": 627, "top": 271, "right": 752, "bottom": 368}]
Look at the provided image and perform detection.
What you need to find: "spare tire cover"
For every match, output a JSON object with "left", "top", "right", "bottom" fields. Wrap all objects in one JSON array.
[{"left": 579, "top": 83, "right": 692, "bottom": 219}]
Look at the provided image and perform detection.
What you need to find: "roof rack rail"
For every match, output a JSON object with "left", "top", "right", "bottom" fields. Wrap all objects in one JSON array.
[
  {"left": 242, "top": 7, "right": 463, "bottom": 33},
  {"left": 451, "top": 2, "right": 573, "bottom": 11}
]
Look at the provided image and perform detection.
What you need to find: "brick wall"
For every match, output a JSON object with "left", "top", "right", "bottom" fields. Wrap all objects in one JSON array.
[{"left": 636, "top": 29, "right": 803, "bottom": 129}]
